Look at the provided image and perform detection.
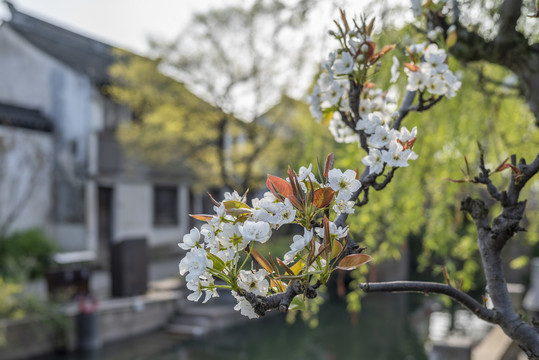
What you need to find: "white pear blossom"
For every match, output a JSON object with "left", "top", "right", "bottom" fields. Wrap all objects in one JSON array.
[
  {"left": 397, "top": 126, "right": 417, "bottom": 142},
  {"left": 321, "top": 51, "right": 337, "bottom": 73},
  {"left": 237, "top": 269, "right": 269, "bottom": 296},
  {"left": 179, "top": 247, "right": 213, "bottom": 283},
  {"left": 405, "top": 68, "right": 427, "bottom": 91},
  {"left": 382, "top": 141, "right": 418, "bottom": 168},
  {"left": 442, "top": 70, "right": 461, "bottom": 98},
  {"left": 186, "top": 274, "right": 219, "bottom": 303},
  {"left": 424, "top": 43, "right": 447, "bottom": 68},
  {"left": 369, "top": 125, "right": 392, "bottom": 149},
  {"left": 200, "top": 223, "right": 219, "bottom": 249},
  {"left": 333, "top": 198, "right": 355, "bottom": 216},
  {"left": 179, "top": 228, "right": 201, "bottom": 250},
  {"left": 426, "top": 74, "right": 447, "bottom": 95},
  {"left": 267, "top": 199, "right": 296, "bottom": 228},
  {"left": 239, "top": 221, "right": 272, "bottom": 243},
  {"left": 211, "top": 246, "right": 235, "bottom": 263},
  {"left": 224, "top": 190, "right": 243, "bottom": 201},
  {"left": 327, "top": 168, "right": 361, "bottom": 201},
  {"left": 298, "top": 164, "right": 315, "bottom": 182},
  {"left": 284, "top": 228, "right": 314, "bottom": 264},
  {"left": 232, "top": 291, "right": 259, "bottom": 319},
  {"left": 408, "top": 42, "right": 426, "bottom": 56},
  {"left": 317, "top": 71, "right": 334, "bottom": 91},
  {"left": 333, "top": 51, "right": 354, "bottom": 74},
  {"left": 321, "top": 81, "right": 345, "bottom": 106},
  {"left": 315, "top": 221, "right": 349, "bottom": 240},
  {"left": 218, "top": 223, "right": 248, "bottom": 250},
  {"left": 358, "top": 99, "right": 372, "bottom": 117},
  {"left": 356, "top": 111, "right": 384, "bottom": 135},
  {"left": 362, "top": 148, "right": 385, "bottom": 175}
]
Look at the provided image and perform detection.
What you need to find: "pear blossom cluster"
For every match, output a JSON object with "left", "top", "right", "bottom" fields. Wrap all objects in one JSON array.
[
  {"left": 178, "top": 9, "right": 463, "bottom": 320},
  {"left": 307, "top": 15, "right": 461, "bottom": 176},
  {"left": 179, "top": 163, "right": 365, "bottom": 318},
  {"left": 403, "top": 43, "right": 461, "bottom": 98}
]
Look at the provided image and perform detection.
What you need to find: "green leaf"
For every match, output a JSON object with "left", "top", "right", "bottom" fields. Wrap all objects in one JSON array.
[
  {"left": 289, "top": 296, "right": 306, "bottom": 311},
  {"left": 222, "top": 200, "right": 253, "bottom": 217},
  {"left": 207, "top": 252, "right": 226, "bottom": 271},
  {"left": 510, "top": 255, "right": 529, "bottom": 270}
]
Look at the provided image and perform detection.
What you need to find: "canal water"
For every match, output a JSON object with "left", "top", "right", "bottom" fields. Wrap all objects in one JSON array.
[{"left": 38, "top": 293, "right": 427, "bottom": 360}]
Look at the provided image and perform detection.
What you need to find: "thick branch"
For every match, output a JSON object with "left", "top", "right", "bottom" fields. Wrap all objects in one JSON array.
[
  {"left": 392, "top": 90, "right": 416, "bottom": 130},
  {"left": 241, "top": 279, "right": 319, "bottom": 317},
  {"left": 360, "top": 281, "right": 497, "bottom": 323}
]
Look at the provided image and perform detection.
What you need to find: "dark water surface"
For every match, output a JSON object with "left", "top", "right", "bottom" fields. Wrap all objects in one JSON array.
[{"left": 38, "top": 293, "right": 426, "bottom": 360}]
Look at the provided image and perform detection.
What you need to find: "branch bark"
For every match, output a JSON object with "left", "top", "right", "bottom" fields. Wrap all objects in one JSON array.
[{"left": 359, "top": 281, "right": 497, "bottom": 323}]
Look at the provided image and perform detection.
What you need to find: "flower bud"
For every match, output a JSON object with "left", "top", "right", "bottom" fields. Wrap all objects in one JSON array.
[{"left": 361, "top": 44, "right": 369, "bottom": 53}]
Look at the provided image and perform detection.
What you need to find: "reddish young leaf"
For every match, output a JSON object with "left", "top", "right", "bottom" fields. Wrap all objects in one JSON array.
[
  {"left": 405, "top": 47, "right": 418, "bottom": 64},
  {"left": 323, "top": 215, "right": 332, "bottom": 256},
  {"left": 363, "top": 41, "right": 376, "bottom": 59},
  {"left": 404, "top": 63, "right": 420, "bottom": 72},
  {"left": 369, "top": 44, "right": 396, "bottom": 64},
  {"left": 288, "top": 167, "right": 303, "bottom": 202},
  {"left": 267, "top": 174, "right": 293, "bottom": 199},
  {"left": 288, "top": 195, "right": 303, "bottom": 210},
  {"left": 313, "top": 188, "right": 335, "bottom": 209},
  {"left": 276, "top": 257, "right": 295, "bottom": 276},
  {"left": 397, "top": 137, "right": 416, "bottom": 150},
  {"left": 189, "top": 214, "right": 213, "bottom": 222},
  {"left": 250, "top": 248, "right": 275, "bottom": 274},
  {"left": 329, "top": 240, "right": 344, "bottom": 260},
  {"left": 336, "top": 254, "right": 373, "bottom": 271},
  {"left": 494, "top": 161, "right": 521, "bottom": 176},
  {"left": 324, "top": 153, "right": 335, "bottom": 179},
  {"left": 365, "top": 17, "right": 375, "bottom": 36}
]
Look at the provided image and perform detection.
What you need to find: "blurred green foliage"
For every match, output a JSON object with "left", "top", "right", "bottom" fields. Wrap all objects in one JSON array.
[
  {"left": 321, "top": 25, "right": 539, "bottom": 305},
  {"left": 0, "top": 228, "right": 58, "bottom": 281}
]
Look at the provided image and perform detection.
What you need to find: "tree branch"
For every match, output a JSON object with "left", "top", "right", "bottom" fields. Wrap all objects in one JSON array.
[
  {"left": 241, "top": 279, "right": 320, "bottom": 316},
  {"left": 359, "top": 281, "right": 497, "bottom": 323}
]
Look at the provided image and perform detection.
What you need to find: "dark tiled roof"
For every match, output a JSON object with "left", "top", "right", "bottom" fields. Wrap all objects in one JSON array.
[
  {"left": 0, "top": 102, "right": 53, "bottom": 132},
  {"left": 5, "top": 1, "right": 116, "bottom": 85}
]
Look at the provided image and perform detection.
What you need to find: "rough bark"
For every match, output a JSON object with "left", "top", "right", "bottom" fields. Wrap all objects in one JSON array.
[{"left": 360, "top": 152, "right": 539, "bottom": 358}]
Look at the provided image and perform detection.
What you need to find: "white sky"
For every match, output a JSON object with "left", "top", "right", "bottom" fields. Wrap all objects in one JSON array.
[
  {"left": 0, "top": 0, "right": 402, "bottom": 117},
  {"left": 0, "top": 0, "right": 379, "bottom": 55},
  {"left": 0, "top": 0, "right": 238, "bottom": 54}
]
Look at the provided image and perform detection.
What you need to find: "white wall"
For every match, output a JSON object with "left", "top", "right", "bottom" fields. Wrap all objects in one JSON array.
[
  {"left": 0, "top": 25, "right": 92, "bottom": 150},
  {"left": 113, "top": 182, "right": 187, "bottom": 247},
  {"left": 0, "top": 126, "right": 53, "bottom": 235}
]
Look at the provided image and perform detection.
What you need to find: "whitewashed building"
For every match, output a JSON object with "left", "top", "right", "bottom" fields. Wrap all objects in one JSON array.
[{"left": 0, "top": 2, "right": 196, "bottom": 266}]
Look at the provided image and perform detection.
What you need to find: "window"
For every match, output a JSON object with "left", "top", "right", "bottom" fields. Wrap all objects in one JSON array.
[{"left": 153, "top": 186, "right": 178, "bottom": 226}]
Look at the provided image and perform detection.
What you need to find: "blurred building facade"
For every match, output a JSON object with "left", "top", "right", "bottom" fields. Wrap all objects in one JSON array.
[{"left": 0, "top": 2, "right": 195, "bottom": 265}]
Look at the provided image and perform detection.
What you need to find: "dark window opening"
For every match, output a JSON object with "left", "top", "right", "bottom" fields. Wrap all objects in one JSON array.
[{"left": 153, "top": 185, "right": 178, "bottom": 226}]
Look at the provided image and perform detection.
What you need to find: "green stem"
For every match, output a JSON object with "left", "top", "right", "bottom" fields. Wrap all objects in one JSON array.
[{"left": 239, "top": 243, "right": 255, "bottom": 272}]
